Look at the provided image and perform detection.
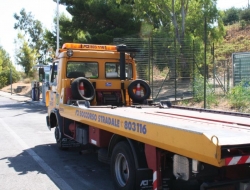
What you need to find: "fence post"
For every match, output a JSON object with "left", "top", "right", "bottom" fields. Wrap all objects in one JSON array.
[
  {"left": 174, "top": 39, "right": 177, "bottom": 101},
  {"left": 227, "top": 60, "right": 230, "bottom": 92},
  {"left": 193, "top": 40, "right": 195, "bottom": 97},
  {"left": 239, "top": 59, "right": 242, "bottom": 82},
  {"left": 212, "top": 43, "right": 215, "bottom": 93},
  {"left": 150, "top": 37, "right": 154, "bottom": 99},
  {"left": 204, "top": 17, "right": 207, "bottom": 109}
]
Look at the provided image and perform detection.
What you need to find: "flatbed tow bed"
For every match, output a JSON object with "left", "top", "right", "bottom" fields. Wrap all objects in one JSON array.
[{"left": 59, "top": 102, "right": 250, "bottom": 168}]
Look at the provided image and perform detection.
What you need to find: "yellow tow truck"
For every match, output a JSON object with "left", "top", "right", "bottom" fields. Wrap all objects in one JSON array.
[{"left": 45, "top": 43, "right": 250, "bottom": 190}]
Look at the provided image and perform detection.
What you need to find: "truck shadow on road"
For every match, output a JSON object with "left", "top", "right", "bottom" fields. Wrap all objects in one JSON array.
[
  {"left": 0, "top": 101, "right": 47, "bottom": 114},
  {"left": 0, "top": 143, "right": 113, "bottom": 190}
]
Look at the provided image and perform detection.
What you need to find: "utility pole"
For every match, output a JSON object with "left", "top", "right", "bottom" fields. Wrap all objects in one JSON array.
[{"left": 57, "top": 0, "right": 60, "bottom": 50}]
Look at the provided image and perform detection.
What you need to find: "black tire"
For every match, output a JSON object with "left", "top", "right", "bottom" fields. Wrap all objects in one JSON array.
[
  {"left": 71, "top": 77, "right": 95, "bottom": 101},
  {"left": 111, "top": 141, "right": 136, "bottom": 190},
  {"left": 128, "top": 79, "right": 151, "bottom": 103},
  {"left": 54, "top": 125, "right": 68, "bottom": 150}
]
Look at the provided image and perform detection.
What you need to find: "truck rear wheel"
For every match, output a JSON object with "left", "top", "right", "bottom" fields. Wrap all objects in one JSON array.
[{"left": 111, "top": 141, "right": 136, "bottom": 190}]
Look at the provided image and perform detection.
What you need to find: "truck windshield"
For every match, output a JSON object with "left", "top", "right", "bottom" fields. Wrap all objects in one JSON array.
[
  {"left": 67, "top": 62, "right": 98, "bottom": 78},
  {"left": 105, "top": 62, "right": 132, "bottom": 79}
]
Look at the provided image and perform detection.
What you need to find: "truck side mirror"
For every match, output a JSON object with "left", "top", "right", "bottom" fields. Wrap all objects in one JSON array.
[{"left": 39, "top": 68, "right": 45, "bottom": 82}]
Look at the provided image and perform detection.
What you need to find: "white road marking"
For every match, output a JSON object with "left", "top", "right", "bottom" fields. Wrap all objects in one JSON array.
[{"left": 0, "top": 118, "right": 73, "bottom": 190}]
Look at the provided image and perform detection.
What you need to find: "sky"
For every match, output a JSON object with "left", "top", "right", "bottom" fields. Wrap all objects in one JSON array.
[
  {"left": 0, "top": 0, "right": 249, "bottom": 69},
  {"left": 0, "top": 0, "right": 69, "bottom": 70}
]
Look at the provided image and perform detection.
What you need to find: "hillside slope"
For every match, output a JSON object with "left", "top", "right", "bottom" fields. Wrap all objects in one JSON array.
[
  {"left": 1, "top": 82, "right": 32, "bottom": 96},
  {"left": 216, "top": 23, "right": 250, "bottom": 60}
]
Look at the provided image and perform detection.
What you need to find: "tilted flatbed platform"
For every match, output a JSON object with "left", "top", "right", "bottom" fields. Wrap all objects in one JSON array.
[{"left": 59, "top": 103, "right": 250, "bottom": 167}]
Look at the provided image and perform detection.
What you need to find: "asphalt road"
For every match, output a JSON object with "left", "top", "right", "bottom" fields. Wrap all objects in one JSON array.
[{"left": 0, "top": 96, "right": 113, "bottom": 190}]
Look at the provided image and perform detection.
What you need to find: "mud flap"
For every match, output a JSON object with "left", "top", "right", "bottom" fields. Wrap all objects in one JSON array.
[
  {"left": 136, "top": 168, "right": 171, "bottom": 190},
  {"left": 136, "top": 168, "right": 153, "bottom": 190}
]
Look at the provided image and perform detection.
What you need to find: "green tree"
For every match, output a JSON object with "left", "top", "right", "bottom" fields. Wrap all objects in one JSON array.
[
  {"left": 222, "top": 7, "right": 240, "bottom": 25},
  {"left": 133, "top": 0, "right": 224, "bottom": 44},
  {"left": 44, "top": 12, "right": 87, "bottom": 51},
  {"left": 15, "top": 33, "right": 38, "bottom": 77},
  {"left": 57, "top": 0, "right": 141, "bottom": 44},
  {"left": 0, "top": 46, "right": 12, "bottom": 71},
  {"left": 0, "top": 46, "right": 20, "bottom": 88},
  {"left": 14, "top": 9, "right": 51, "bottom": 65},
  {"left": 240, "top": 8, "right": 250, "bottom": 22},
  {"left": 130, "top": 0, "right": 225, "bottom": 76}
]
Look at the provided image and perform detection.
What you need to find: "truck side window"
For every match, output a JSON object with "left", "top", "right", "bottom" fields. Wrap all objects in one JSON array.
[
  {"left": 126, "top": 64, "right": 133, "bottom": 79},
  {"left": 106, "top": 63, "right": 119, "bottom": 78},
  {"left": 67, "top": 61, "right": 98, "bottom": 78},
  {"left": 105, "top": 62, "right": 133, "bottom": 79}
]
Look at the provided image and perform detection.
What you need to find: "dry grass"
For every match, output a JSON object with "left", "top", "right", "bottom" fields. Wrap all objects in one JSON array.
[
  {"left": 23, "top": 78, "right": 31, "bottom": 84},
  {"left": 177, "top": 95, "right": 250, "bottom": 113},
  {"left": 1, "top": 81, "right": 32, "bottom": 97}
]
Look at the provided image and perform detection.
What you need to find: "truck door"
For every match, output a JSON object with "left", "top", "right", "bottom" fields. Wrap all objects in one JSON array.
[{"left": 47, "top": 62, "right": 59, "bottom": 109}]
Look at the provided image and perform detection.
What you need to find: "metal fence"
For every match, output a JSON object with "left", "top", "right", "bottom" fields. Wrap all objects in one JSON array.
[
  {"left": 114, "top": 34, "right": 250, "bottom": 112},
  {"left": 114, "top": 38, "right": 196, "bottom": 102},
  {"left": 113, "top": 22, "right": 250, "bottom": 112}
]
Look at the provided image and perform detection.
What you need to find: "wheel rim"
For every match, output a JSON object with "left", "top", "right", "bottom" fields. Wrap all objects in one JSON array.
[{"left": 115, "top": 153, "right": 129, "bottom": 187}]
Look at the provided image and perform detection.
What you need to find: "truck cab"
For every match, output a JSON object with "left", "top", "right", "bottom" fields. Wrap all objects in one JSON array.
[{"left": 46, "top": 43, "right": 150, "bottom": 110}]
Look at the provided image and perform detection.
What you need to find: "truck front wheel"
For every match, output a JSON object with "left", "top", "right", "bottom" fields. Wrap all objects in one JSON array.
[
  {"left": 111, "top": 141, "right": 136, "bottom": 190},
  {"left": 54, "top": 126, "right": 65, "bottom": 150}
]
